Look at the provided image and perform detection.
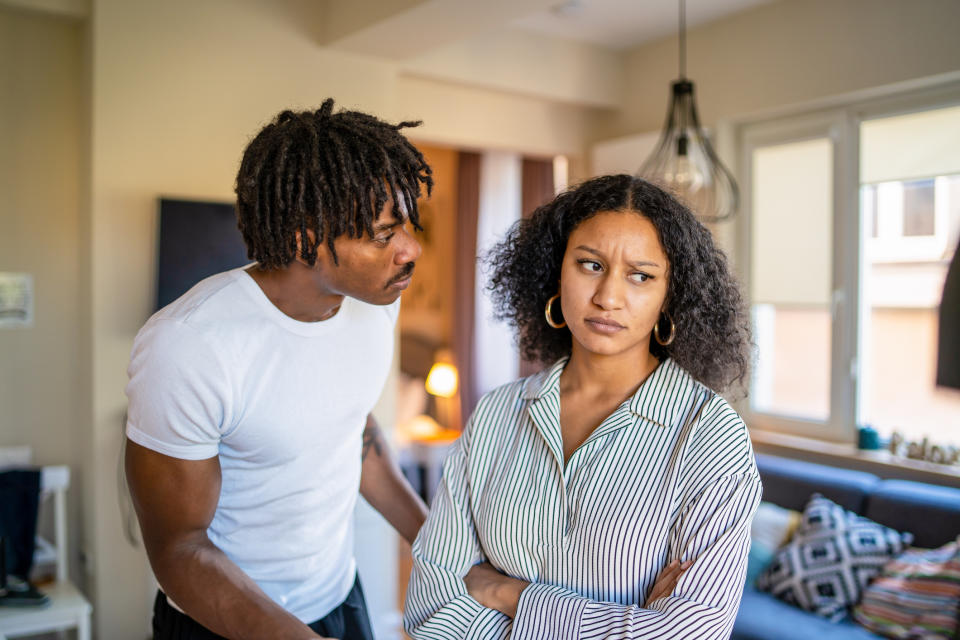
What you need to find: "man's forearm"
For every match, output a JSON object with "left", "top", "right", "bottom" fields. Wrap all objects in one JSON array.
[
  {"left": 149, "top": 532, "right": 321, "bottom": 640},
  {"left": 359, "top": 418, "right": 428, "bottom": 544}
]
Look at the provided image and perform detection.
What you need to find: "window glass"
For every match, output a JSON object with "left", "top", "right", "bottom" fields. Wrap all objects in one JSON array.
[
  {"left": 859, "top": 105, "right": 960, "bottom": 445},
  {"left": 902, "top": 179, "right": 936, "bottom": 237}
]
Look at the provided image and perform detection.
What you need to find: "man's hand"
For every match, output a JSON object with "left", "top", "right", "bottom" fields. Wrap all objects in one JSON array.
[
  {"left": 644, "top": 559, "right": 693, "bottom": 606},
  {"left": 464, "top": 562, "right": 529, "bottom": 618},
  {"left": 359, "top": 415, "right": 428, "bottom": 544}
]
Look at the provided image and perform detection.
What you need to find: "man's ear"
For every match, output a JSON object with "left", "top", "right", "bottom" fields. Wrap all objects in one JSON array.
[{"left": 294, "top": 229, "right": 318, "bottom": 266}]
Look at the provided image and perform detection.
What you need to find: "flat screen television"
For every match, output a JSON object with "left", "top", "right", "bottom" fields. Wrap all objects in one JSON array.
[{"left": 155, "top": 198, "right": 249, "bottom": 311}]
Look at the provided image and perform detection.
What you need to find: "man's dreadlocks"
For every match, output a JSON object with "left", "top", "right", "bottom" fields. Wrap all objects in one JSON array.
[{"left": 235, "top": 98, "right": 433, "bottom": 268}]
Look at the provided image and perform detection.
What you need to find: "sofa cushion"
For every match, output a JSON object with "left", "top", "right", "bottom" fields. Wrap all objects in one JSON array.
[
  {"left": 746, "top": 501, "right": 802, "bottom": 586},
  {"left": 864, "top": 480, "right": 960, "bottom": 549},
  {"left": 756, "top": 454, "right": 880, "bottom": 513},
  {"left": 853, "top": 538, "right": 960, "bottom": 639},
  {"left": 756, "top": 493, "right": 912, "bottom": 621},
  {"left": 734, "top": 588, "right": 884, "bottom": 640}
]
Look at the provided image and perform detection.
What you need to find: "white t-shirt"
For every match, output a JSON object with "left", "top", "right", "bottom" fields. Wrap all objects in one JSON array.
[{"left": 125, "top": 267, "right": 398, "bottom": 623}]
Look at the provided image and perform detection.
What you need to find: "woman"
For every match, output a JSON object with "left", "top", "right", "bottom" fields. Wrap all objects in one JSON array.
[{"left": 404, "top": 175, "right": 761, "bottom": 639}]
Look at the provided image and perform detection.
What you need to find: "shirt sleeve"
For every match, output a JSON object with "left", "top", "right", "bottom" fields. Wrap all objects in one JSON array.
[
  {"left": 403, "top": 414, "right": 513, "bottom": 640},
  {"left": 125, "top": 317, "right": 233, "bottom": 460}
]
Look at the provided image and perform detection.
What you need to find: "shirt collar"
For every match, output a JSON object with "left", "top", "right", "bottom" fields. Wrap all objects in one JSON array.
[{"left": 522, "top": 356, "right": 698, "bottom": 430}]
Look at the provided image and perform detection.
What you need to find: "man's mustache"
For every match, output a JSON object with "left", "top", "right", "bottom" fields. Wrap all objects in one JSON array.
[{"left": 386, "top": 262, "right": 416, "bottom": 287}]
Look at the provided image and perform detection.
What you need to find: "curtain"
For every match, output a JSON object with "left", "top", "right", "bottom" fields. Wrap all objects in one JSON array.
[
  {"left": 454, "top": 152, "right": 481, "bottom": 421},
  {"left": 518, "top": 157, "right": 555, "bottom": 377},
  {"left": 473, "top": 152, "right": 522, "bottom": 402}
]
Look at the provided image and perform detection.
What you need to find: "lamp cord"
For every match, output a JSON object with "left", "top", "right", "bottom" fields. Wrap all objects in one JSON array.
[{"left": 679, "top": 0, "right": 686, "bottom": 79}]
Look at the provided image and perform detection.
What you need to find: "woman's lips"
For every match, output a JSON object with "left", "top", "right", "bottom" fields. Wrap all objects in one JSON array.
[{"left": 585, "top": 317, "right": 626, "bottom": 334}]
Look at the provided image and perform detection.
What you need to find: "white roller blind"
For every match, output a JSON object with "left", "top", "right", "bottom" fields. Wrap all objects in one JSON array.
[
  {"left": 751, "top": 138, "right": 834, "bottom": 306},
  {"left": 861, "top": 105, "right": 960, "bottom": 184}
]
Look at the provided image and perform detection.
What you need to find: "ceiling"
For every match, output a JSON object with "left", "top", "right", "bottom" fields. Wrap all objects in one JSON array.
[
  {"left": 321, "top": 0, "right": 782, "bottom": 59},
  {"left": 513, "top": 0, "right": 778, "bottom": 50},
  {"left": 1, "top": 0, "right": 785, "bottom": 111}
]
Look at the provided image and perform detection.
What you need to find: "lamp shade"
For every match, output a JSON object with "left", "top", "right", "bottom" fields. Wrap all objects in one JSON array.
[
  {"left": 425, "top": 362, "right": 458, "bottom": 398},
  {"left": 638, "top": 80, "right": 739, "bottom": 222}
]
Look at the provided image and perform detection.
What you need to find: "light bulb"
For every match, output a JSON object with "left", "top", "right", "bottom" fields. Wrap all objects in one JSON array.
[{"left": 425, "top": 362, "right": 458, "bottom": 398}]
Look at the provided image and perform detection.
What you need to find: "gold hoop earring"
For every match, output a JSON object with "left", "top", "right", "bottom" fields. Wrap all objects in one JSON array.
[
  {"left": 544, "top": 293, "right": 566, "bottom": 329},
  {"left": 653, "top": 311, "right": 675, "bottom": 346}
]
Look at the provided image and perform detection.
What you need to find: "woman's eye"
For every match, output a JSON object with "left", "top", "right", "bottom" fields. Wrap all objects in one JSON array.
[
  {"left": 630, "top": 272, "right": 651, "bottom": 283},
  {"left": 578, "top": 259, "right": 602, "bottom": 272}
]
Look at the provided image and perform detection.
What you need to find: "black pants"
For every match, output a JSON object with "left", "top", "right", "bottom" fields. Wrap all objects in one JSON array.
[{"left": 152, "top": 576, "right": 375, "bottom": 640}]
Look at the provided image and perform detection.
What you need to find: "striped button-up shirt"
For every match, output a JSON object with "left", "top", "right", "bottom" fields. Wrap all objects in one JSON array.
[{"left": 404, "top": 357, "right": 762, "bottom": 639}]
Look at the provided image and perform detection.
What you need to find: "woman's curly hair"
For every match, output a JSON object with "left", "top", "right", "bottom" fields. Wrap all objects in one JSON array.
[{"left": 487, "top": 174, "right": 751, "bottom": 393}]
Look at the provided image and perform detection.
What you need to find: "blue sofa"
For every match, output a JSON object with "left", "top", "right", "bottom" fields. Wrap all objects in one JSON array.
[{"left": 732, "top": 453, "right": 960, "bottom": 640}]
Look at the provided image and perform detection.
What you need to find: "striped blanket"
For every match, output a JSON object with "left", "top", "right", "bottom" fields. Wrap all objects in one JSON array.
[{"left": 853, "top": 538, "right": 960, "bottom": 639}]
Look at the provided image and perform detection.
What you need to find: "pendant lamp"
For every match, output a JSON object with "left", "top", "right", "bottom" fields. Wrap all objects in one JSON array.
[{"left": 637, "top": 0, "right": 739, "bottom": 222}]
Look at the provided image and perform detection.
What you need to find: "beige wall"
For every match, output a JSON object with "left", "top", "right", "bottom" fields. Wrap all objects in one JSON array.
[
  {"left": 0, "top": 4, "right": 86, "bottom": 583},
  {"left": 595, "top": 0, "right": 960, "bottom": 140},
  {"left": 400, "top": 28, "right": 624, "bottom": 109}
]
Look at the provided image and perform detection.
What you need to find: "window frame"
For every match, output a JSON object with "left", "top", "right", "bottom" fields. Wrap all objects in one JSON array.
[{"left": 731, "top": 77, "right": 960, "bottom": 444}]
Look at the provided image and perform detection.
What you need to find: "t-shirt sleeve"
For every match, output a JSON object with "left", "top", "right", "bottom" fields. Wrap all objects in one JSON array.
[{"left": 125, "top": 318, "right": 232, "bottom": 460}]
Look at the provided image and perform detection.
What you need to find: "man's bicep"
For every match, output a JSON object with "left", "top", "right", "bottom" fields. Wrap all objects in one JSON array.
[{"left": 125, "top": 438, "right": 221, "bottom": 548}]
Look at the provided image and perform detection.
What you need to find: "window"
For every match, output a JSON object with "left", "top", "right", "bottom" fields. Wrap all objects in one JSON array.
[
  {"left": 738, "top": 87, "right": 960, "bottom": 446},
  {"left": 858, "top": 107, "right": 960, "bottom": 445},
  {"left": 749, "top": 138, "right": 833, "bottom": 423}
]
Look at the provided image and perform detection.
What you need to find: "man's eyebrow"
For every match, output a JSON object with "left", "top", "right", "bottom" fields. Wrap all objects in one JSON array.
[
  {"left": 575, "top": 245, "right": 661, "bottom": 268},
  {"left": 373, "top": 219, "right": 403, "bottom": 232}
]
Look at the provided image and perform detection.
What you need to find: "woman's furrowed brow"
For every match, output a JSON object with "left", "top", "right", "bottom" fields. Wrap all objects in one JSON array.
[{"left": 575, "top": 245, "right": 661, "bottom": 268}]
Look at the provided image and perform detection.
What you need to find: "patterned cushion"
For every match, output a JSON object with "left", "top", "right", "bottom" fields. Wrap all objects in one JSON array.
[
  {"left": 853, "top": 538, "right": 960, "bottom": 639},
  {"left": 756, "top": 493, "right": 913, "bottom": 622}
]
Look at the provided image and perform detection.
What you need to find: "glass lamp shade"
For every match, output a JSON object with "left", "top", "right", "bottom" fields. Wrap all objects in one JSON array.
[{"left": 638, "top": 80, "right": 739, "bottom": 222}]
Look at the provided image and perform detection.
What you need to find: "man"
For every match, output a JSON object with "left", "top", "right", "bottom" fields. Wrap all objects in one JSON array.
[{"left": 125, "top": 99, "right": 432, "bottom": 640}]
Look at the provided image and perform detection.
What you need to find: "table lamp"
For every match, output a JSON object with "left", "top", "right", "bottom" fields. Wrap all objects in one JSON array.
[{"left": 425, "top": 359, "right": 461, "bottom": 430}]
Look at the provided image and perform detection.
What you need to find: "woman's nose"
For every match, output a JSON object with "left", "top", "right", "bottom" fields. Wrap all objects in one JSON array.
[{"left": 592, "top": 274, "right": 624, "bottom": 309}]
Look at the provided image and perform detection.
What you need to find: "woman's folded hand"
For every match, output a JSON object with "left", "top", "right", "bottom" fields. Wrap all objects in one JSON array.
[{"left": 464, "top": 562, "right": 530, "bottom": 618}]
